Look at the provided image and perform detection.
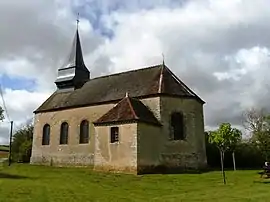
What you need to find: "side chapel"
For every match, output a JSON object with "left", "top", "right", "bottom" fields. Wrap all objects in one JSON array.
[{"left": 30, "top": 27, "right": 207, "bottom": 174}]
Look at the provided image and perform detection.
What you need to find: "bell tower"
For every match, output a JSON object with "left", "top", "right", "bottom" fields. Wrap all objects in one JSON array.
[{"left": 55, "top": 17, "right": 90, "bottom": 90}]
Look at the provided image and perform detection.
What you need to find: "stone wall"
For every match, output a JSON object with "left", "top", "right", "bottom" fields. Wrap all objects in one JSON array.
[
  {"left": 94, "top": 123, "right": 137, "bottom": 173},
  {"left": 159, "top": 96, "right": 207, "bottom": 169},
  {"left": 31, "top": 95, "right": 207, "bottom": 173},
  {"left": 140, "top": 97, "right": 161, "bottom": 120},
  {"left": 30, "top": 97, "right": 161, "bottom": 169},
  {"left": 137, "top": 96, "right": 207, "bottom": 172},
  {"left": 30, "top": 103, "right": 115, "bottom": 166},
  {"left": 137, "top": 122, "right": 162, "bottom": 172}
]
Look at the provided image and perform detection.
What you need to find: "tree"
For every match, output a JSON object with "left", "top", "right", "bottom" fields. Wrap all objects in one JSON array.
[
  {"left": 0, "top": 106, "right": 4, "bottom": 121},
  {"left": 208, "top": 123, "right": 242, "bottom": 183},
  {"left": 208, "top": 123, "right": 230, "bottom": 184},
  {"left": 252, "top": 115, "right": 270, "bottom": 161},
  {"left": 242, "top": 108, "right": 270, "bottom": 161},
  {"left": 242, "top": 107, "right": 265, "bottom": 139},
  {"left": 11, "top": 123, "right": 33, "bottom": 163},
  {"left": 228, "top": 128, "right": 242, "bottom": 171}
]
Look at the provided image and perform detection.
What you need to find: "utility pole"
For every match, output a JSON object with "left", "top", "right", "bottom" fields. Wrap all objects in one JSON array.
[{"left": 8, "top": 120, "right": 13, "bottom": 166}]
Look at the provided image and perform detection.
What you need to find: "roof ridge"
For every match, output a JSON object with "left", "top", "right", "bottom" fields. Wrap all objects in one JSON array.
[
  {"left": 90, "top": 64, "right": 162, "bottom": 81},
  {"left": 158, "top": 64, "right": 164, "bottom": 93},
  {"left": 126, "top": 97, "right": 139, "bottom": 119}
]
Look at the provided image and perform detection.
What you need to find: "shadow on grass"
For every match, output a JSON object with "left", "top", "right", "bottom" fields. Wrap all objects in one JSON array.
[
  {"left": 0, "top": 172, "right": 29, "bottom": 179},
  {"left": 138, "top": 166, "right": 213, "bottom": 175},
  {"left": 253, "top": 180, "right": 270, "bottom": 184},
  {"left": 139, "top": 166, "right": 263, "bottom": 175}
]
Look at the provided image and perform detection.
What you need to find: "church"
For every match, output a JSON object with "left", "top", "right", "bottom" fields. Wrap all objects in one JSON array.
[{"left": 30, "top": 26, "right": 207, "bottom": 174}]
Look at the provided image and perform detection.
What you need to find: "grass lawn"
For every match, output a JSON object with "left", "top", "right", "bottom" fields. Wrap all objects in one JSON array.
[{"left": 0, "top": 164, "right": 269, "bottom": 202}]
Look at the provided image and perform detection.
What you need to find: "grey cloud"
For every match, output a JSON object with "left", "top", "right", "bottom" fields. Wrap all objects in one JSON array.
[
  {"left": 2, "top": 0, "right": 270, "bottom": 146},
  {"left": 0, "top": 0, "right": 107, "bottom": 92}
]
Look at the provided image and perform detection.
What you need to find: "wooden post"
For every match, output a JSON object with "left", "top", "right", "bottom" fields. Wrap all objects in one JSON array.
[{"left": 8, "top": 121, "right": 13, "bottom": 166}]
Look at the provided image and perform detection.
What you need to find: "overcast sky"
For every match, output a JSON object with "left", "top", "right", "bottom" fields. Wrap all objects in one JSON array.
[{"left": 0, "top": 0, "right": 269, "bottom": 144}]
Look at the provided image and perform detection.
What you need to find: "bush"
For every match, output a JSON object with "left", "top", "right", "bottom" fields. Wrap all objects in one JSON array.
[{"left": 11, "top": 124, "right": 33, "bottom": 163}]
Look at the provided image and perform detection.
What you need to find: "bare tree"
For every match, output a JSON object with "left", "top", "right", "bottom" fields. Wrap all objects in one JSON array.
[{"left": 242, "top": 107, "right": 266, "bottom": 138}]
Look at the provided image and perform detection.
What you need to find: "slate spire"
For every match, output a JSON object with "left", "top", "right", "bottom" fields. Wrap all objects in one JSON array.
[{"left": 55, "top": 16, "right": 90, "bottom": 90}]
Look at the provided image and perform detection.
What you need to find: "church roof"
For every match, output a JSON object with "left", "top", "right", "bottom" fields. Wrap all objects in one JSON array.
[
  {"left": 34, "top": 64, "right": 204, "bottom": 113},
  {"left": 93, "top": 95, "right": 161, "bottom": 126}
]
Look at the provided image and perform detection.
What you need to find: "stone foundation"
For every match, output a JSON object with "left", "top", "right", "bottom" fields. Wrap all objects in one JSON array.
[
  {"left": 30, "top": 154, "right": 94, "bottom": 167},
  {"left": 93, "top": 165, "right": 137, "bottom": 174}
]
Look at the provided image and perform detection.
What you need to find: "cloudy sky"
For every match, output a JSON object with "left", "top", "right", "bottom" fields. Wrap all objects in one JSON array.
[{"left": 0, "top": 0, "right": 269, "bottom": 144}]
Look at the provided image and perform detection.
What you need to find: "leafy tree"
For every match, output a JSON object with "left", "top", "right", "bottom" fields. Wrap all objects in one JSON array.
[
  {"left": 208, "top": 123, "right": 242, "bottom": 183},
  {"left": 0, "top": 106, "right": 4, "bottom": 121},
  {"left": 11, "top": 123, "right": 33, "bottom": 163},
  {"left": 208, "top": 123, "right": 231, "bottom": 184}
]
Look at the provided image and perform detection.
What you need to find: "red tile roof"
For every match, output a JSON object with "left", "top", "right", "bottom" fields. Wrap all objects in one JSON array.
[{"left": 93, "top": 95, "right": 161, "bottom": 126}]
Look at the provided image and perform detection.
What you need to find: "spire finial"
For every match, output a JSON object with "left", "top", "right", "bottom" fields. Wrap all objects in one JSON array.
[
  {"left": 76, "top": 13, "right": 80, "bottom": 30},
  {"left": 162, "top": 53, "right": 165, "bottom": 66}
]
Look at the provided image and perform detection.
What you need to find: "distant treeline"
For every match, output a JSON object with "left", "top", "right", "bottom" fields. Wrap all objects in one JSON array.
[
  {"left": 206, "top": 139, "right": 264, "bottom": 169},
  {"left": 0, "top": 145, "right": 9, "bottom": 152}
]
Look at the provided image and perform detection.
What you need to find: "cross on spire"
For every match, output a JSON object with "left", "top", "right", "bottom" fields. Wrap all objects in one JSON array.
[
  {"left": 162, "top": 53, "right": 165, "bottom": 66},
  {"left": 76, "top": 13, "right": 80, "bottom": 29}
]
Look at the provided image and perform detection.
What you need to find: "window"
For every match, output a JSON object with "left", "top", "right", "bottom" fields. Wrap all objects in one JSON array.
[
  {"left": 42, "top": 124, "right": 50, "bottom": 145},
  {"left": 171, "top": 112, "right": 185, "bottom": 140},
  {"left": 110, "top": 127, "right": 119, "bottom": 143},
  {"left": 80, "top": 120, "right": 89, "bottom": 144},
  {"left": 60, "top": 122, "right": 69, "bottom": 144}
]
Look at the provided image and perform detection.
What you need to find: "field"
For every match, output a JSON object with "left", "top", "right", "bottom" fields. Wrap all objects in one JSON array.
[
  {"left": 0, "top": 151, "right": 8, "bottom": 158},
  {"left": 0, "top": 164, "right": 270, "bottom": 201},
  {"left": 0, "top": 145, "right": 9, "bottom": 151}
]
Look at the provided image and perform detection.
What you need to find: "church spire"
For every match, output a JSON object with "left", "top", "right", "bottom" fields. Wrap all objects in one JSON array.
[
  {"left": 61, "top": 13, "right": 85, "bottom": 71},
  {"left": 55, "top": 14, "right": 90, "bottom": 90}
]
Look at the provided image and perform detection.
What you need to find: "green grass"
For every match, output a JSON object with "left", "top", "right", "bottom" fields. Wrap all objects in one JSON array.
[{"left": 0, "top": 164, "right": 270, "bottom": 202}]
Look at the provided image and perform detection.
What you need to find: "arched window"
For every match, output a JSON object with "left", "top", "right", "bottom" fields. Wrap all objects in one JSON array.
[
  {"left": 80, "top": 120, "right": 89, "bottom": 144},
  {"left": 60, "top": 122, "right": 69, "bottom": 144},
  {"left": 171, "top": 112, "right": 185, "bottom": 140},
  {"left": 42, "top": 124, "right": 50, "bottom": 145}
]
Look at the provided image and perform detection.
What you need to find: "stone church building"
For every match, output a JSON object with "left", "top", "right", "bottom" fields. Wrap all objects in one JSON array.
[{"left": 30, "top": 28, "right": 207, "bottom": 174}]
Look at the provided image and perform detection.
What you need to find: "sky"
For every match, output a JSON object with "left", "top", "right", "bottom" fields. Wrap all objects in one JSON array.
[{"left": 0, "top": 0, "right": 270, "bottom": 144}]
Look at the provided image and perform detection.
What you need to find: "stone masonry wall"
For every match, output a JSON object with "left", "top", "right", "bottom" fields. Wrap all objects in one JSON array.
[
  {"left": 159, "top": 97, "right": 207, "bottom": 169},
  {"left": 137, "top": 122, "right": 162, "bottom": 171},
  {"left": 30, "top": 97, "right": 161, "bottom": 169},
  {"left": 30, "top": 103, "right": 115, "bottom": 166},
  {"left": 94, "top": 123, "right": 137, "bottom": 174},
  {"left": 31, "top": 95, "right": 207, "bottom": 173}
]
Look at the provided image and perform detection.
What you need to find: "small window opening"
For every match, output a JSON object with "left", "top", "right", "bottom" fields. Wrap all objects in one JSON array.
[{"left": 110, "top": 127, "right": 119, "bottom": 143}]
